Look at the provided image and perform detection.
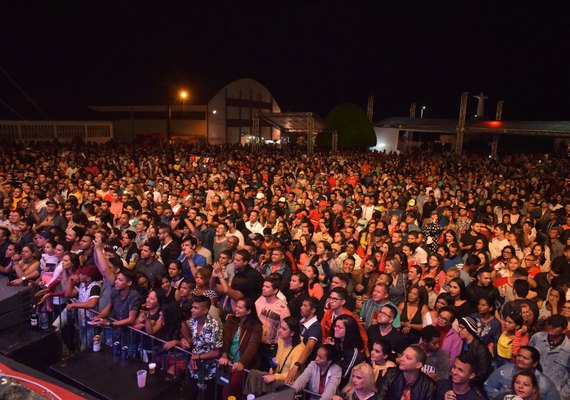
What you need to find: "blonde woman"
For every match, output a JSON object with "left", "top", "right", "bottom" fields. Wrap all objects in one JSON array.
[{"left": 333, "top": 362, "right": 376, "bottom": 400}]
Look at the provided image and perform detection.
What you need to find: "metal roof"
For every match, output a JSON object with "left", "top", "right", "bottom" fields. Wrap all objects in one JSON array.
[
  {"left": 258, "top": 112, "right": 333, "bottom": 133},
  {"left": 375, "top": 117, "right": 570, "bottom": 137}
]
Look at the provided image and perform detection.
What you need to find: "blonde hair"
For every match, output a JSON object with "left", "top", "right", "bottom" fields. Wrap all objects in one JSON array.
[{"left": 340, "top": 362, "right": 376, "bottom": 398}]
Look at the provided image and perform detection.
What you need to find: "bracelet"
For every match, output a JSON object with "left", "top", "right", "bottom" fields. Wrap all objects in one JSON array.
[
  {"left": 22, "top": 276, "right": 26, "bottom": 281},
  {"left": 294, "top": 362, "right": 301, "bottom": 368}
]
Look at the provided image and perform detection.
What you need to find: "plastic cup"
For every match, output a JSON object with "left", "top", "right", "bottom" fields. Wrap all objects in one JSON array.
[
  {"left": 137, "top": 370, "right": 147, "bottom": 388},
  {"left": 148, "top": 362, "right": 156, "bottom": 375}
]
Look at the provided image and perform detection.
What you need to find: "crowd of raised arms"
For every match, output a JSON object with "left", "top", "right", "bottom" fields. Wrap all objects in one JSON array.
[{"left": 0, "top": 140, "right": 569, "bottom": 400}]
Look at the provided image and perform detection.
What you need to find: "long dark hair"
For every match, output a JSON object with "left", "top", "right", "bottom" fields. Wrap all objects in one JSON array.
[
  {"left": 236, "top": 297, "right": 260, "bottom": 326},
  {"left": 331, "top": 315, "right": 363, "bottom": 351},
  {"left": 450, "top": 277, "right": 467, "bottom": 300},
  {"left": 305, "top": 264, "right": 320, "bottom": 289},
  {"left": 282, "top": 316, "right": 302, "bottom": 347}
]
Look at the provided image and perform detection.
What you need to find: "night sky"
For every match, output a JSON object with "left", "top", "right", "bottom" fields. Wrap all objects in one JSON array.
[{"left": 1, "top": 2, "right": 569, "bottom": 122}]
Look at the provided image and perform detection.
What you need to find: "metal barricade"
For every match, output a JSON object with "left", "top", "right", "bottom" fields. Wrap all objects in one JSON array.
[{"left": 40, "top": 303, "right": 322, "bottom": 400}]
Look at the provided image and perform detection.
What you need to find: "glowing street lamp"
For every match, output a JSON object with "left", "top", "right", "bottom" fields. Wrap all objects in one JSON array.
[{"left": 167, "top": 89, "right": 189, "bottom": 141}]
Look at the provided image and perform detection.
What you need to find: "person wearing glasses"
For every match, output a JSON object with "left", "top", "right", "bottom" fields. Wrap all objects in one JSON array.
[
  {"left": 433, "top": 306, "right": 462, "bottom": 365},
  {"left": 321, "top": 287, "right": 368, "bottom": 351},
  {"left": 366, "top": 304, "right": 406, "bottom": 359},
  {"left": 491, "top": 245, "right": 517, "bottom": 278}
]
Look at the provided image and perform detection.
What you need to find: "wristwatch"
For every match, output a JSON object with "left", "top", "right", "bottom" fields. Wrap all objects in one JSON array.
[{"left": 294, "top": 362, "right": 302, "bottom": 368}]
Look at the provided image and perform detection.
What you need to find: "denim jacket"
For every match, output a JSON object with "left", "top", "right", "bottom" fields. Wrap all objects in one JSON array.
[
  {"left": 484, "top": 363, "right": 561, "bottom": 400},
  {"left": 529, "top": 332, "right": 570, "bottom": 399}
]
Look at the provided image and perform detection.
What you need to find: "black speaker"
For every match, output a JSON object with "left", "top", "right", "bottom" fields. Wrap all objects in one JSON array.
[{"left": 0, "top": 277, "right": 34, "bottom": 331}]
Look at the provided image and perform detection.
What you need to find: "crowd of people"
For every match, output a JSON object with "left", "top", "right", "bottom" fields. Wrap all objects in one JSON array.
[{"left": 0, "top": 140, "right": 569, "bottom": 400}]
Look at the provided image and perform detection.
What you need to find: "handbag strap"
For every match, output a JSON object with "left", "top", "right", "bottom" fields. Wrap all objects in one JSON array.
[{"left": 277, "top": 346, "right": 295, "bottom": 374}]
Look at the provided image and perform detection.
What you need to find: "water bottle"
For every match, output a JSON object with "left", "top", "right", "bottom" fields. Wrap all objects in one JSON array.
[
  {"left": 40, "top": 310, "right": 49, "bottom": 330},
  {"left": 30, "top": 306, "right": 39, "bottom": 330}
]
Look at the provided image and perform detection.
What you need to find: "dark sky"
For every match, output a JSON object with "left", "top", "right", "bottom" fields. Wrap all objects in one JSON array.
[{"left": 1, "top": 2, "right": 569, "bottom": 121}]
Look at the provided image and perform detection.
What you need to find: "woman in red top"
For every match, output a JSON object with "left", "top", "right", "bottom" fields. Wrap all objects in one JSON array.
[{"left": 422, "top": 254, "right": 446, "bottom": 294}]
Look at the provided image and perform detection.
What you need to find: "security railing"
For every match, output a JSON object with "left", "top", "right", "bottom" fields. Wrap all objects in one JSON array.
[{"left": 32, "top": 296, "right": 321, "bottom": 399}]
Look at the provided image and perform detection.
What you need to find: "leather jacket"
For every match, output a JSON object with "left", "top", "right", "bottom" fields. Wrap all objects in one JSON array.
[
  {"left": 376, "top": 367, "right": 436, "bottom": 400},
  {"left": 465, "top": 337, "right": 493, "bottom": 386}
]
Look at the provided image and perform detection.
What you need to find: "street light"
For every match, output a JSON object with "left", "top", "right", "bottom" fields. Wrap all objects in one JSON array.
[
  {"left": 419, "top": 106, "right": 426, "bottom": 147},
  {"left": 167, "top": 90, "right": 189, "bottom": 141}
]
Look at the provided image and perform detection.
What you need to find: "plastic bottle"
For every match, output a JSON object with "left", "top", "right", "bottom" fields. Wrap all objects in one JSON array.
[{"left": 40, "top": 309, "right": 49, "bottom": 330}]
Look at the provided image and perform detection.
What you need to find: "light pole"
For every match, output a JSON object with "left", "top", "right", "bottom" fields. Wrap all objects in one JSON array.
[
  {"left": 167, "top": 90, "right": 189, "bottom": 141},
  {"left": 419, "top": 106, "right": 426, "bottom": 147}
]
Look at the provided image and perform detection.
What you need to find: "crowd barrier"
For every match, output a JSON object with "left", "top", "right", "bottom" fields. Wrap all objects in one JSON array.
[{"left": 35, "top": 296, "right": 321, "bottom": 399}]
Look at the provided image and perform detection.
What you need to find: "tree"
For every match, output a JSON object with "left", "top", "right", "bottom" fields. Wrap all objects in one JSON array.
[{"left": 318, "top": 103, "right": 376, "bottom": 149}]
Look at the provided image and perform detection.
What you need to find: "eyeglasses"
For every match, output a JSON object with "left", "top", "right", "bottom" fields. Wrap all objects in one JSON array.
[
  {"left": 502, "top": 250, "right": 512, "bottom": 254},
  {"left": 438, "top": 315, "right": 450, "bottom": 323},
  {"left": 329, "top": 297, "right": 343, "bottom": 302},
  {"left": 378, "top": 311, "right": 392, "bottom": 318},
  {"left": 524, "top": 258, "right": 536, "bottom": 262}
]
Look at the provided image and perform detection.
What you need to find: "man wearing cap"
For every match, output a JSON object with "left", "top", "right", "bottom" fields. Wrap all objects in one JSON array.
[
  {"left": 456, "top": 316, "right": 492, "bottom": 386},
  {"left": 36, "top": 200, "right": 67, "bottom": 231},
  {"left": 65, "top": 264, "right": 102, "bottom": 350},
  {"left": 529, "top": 314, "right": 570, "bottom": 398}
]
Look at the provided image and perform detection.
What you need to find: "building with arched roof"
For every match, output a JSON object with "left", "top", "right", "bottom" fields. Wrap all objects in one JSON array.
[
  {"left": 86, "top": 78, "right": 281, "bottom": 145},
  {"left": 208, "top": 78, "right": 281, "bottom": 144}
]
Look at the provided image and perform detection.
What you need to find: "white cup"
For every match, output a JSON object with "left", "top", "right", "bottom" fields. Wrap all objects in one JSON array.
[{"left": 137, "top": 370, "right": 147, "bottom": 388}]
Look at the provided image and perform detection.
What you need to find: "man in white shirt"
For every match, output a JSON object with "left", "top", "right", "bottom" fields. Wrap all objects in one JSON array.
[
  {"left": 245, "top": 210, "right": 264, "bottom": 235},
  {"left": 489, "top": 223, "right": 509, "bottom": 261}
]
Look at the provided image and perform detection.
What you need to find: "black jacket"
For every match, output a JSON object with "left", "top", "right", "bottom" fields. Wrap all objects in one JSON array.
[
  {"left": 464, "top": 337, "right": 493, "bottom": 386},
  {"left": 376, "top": 367, "right": 436, "bottom": 400}
]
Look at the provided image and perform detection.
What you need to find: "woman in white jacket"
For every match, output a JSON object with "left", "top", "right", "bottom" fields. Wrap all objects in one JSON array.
[{"left": 291, "top": 344, "right": 342, "bottom": 400}]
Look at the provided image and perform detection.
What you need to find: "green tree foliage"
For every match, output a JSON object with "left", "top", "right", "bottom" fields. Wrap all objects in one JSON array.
[{"left": 318, "top": 103, "right": 376, "bottom": 149}]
